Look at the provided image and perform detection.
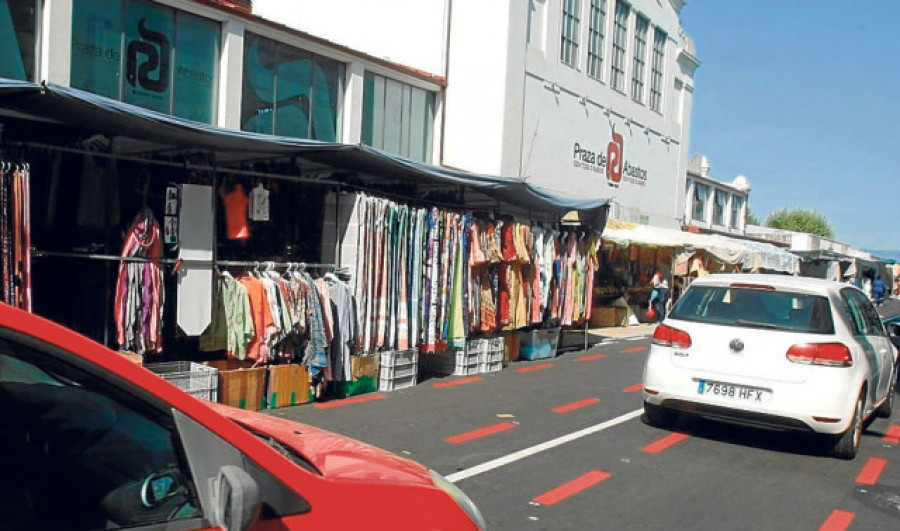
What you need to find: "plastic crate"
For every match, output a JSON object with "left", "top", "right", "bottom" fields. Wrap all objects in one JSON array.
[
  {"left": 478, "top": 360, "right": 503, "bottom": 373},
  {"left": 379, "top": 350, "right": 419, "bottom": 381},
  {"left": 146, "top": 361, "right": 218, "bottom": 402},
  {"left": 378, "top": 372, "right": 417, "bottom": 392},
  {"left": 378, "top": 350, "right": 418, "bottom": 391},
  {"left": 519, "top": 328, "right": 560, "bottom": 360},
  {"left": 468, "top": 337, "right": 505, "bottom": 364},
  {"left": 422, "top": 348, "right": 479, "bottom": 377}
]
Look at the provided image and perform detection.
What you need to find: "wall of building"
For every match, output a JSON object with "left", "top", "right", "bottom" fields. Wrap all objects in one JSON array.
[
  {"left": 251, "top": 0, "right": 448, "bottom": 77},
  {"left": 20, "top": 0, "right": 698, "bottom": 227},
  {"left": 513, "top": 0, "right": 696, "bottom": 227}
]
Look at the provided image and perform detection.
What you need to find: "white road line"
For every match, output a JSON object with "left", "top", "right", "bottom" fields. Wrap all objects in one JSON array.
[
  {"left": 625, "top": 336, "right": 649, "bottom": 341},
  {"left": 446, "top": 408, "right": 643, "bottom": 483}
]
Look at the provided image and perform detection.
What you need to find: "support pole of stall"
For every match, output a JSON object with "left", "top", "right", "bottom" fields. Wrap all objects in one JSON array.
[
  {"left": 211, "top": 159, "right": 219, "bottom": 320},
  {"left": 335, "top": 183, "right": 341, "bottom": 267}
]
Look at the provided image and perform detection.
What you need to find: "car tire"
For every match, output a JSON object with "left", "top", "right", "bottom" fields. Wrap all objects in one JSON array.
[
  {"left": 876, "top": 365, "right": 897, "bottom": 418},
  {"left": 643, "top": 402, "right": 675, "bottom": 429},
  {"left": 831, "top": 392, "right": 864, "bottom": 460}
]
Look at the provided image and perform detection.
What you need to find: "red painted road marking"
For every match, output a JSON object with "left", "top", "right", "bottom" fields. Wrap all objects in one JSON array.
[
  {"left": 314, "top": 393, "right": 386, "bottom": 409},
  {"left": 445, "top": 422, "right": 516, "bottom": 444},
  {"left": 625, "top": 346, "right": 647, "bottom": 353},
  {"left": 623, "top": 383, "right": 643, "bottom": 393},
  {"left": 855, "top": 457, "right": 887, "bottom": 485},
  {"left": 577, "top": 353, "right": 608, "bottom": 362},
  {"left": 819, "top": 509, "right": 855, "bottom": 531},
  {"left": 643, "top": 433, "right": 689, "bottom": 454},
  {"left": 533, "top": 470, "right": 611, "bottom": 506},
  {"left": 516, "top": 363, "right": 553, "bottom": 373},
  {"left": 433, "top": 376, "right": 483, "bottom": 389},
  {"left": 883, "top": 424, "right": 900, "bottom": 444},
  {"left": 553, "top": 398, "right": 601, "bottom": 414}
]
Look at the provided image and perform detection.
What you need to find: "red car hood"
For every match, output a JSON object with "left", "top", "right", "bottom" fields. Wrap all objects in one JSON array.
[{"left": 207, "top": 402, "right": 435, "bottom": 486}]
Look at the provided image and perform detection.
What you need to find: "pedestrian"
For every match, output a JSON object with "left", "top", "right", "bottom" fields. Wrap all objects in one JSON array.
[
  {"left": 649, "top": 271, "right": 668, "bottom": 322},
  {"left": 872, "top": 274, "right": 886, "bottom": 306}
]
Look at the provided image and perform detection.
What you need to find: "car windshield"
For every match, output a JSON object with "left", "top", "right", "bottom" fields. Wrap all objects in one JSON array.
[{"left": 669, "top": 285, "right": 835, "bottom": 334}]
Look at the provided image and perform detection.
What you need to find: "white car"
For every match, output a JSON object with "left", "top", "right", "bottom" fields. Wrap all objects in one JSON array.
[{"left": 642, "top": 273, "right": 898, "bottom": 459}]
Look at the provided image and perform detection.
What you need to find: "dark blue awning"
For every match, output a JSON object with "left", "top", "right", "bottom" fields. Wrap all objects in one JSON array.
[{"left": 0, "top": 78, "right": 609, "bottom": 229}]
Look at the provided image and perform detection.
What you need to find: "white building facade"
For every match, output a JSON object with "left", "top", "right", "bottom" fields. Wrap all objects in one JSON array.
[
  {"left": 684, "top": 155, "right": 751, "bottom": 236},
  {"left": 251, "top": 0, "right": 700, "bottom": 228}
]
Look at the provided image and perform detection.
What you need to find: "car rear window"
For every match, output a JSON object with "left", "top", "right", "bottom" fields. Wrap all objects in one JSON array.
[{"left": 669, "top": 285, "right": 835, "bottom": 334}]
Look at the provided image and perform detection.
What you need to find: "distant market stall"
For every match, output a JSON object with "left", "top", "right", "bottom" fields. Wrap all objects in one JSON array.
[{"left": 591, "top": 219, "right": 800, "bottom": 326}]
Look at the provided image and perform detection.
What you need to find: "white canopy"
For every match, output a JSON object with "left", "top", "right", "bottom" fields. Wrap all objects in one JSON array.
[{"left": 601, "top": 219, "right": 800, "bottom": 274}]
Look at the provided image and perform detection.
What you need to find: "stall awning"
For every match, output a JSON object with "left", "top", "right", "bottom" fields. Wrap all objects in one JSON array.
[
  {"left": 601, "top": 219, "right": 800, "bottom": 274},
  {"left": 0, "top": 79, "right": 609, "bottom": 229}
]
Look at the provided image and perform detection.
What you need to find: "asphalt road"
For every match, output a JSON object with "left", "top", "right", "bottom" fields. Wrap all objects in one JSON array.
[{"left": 270, "top": 327, "right": 900, "bottom": 530}]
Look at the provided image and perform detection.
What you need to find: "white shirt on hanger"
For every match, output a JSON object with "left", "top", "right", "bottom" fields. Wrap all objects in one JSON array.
[{"left": 249, "top": 183, "right": 270, "bottom": 221}]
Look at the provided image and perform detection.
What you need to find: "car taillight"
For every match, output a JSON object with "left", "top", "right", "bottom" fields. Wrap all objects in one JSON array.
[
  {"left": 786, "top": 343, "right": 852, "bottom": 367},
  {"left": 652, "top": 323, "right": 692, "bottom": 349}
]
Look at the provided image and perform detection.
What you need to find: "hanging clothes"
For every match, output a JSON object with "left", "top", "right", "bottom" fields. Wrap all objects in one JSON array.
[
  {"left": 221, "top": 183, "right": 251, "bottom": 240},
  {"left": 300, "top": 272, "right": 330, "bottom": 375},
  {"left": 199, "top": 272, "right": 255, "bottom": 359},
  {"left": 324, "top": 273, "right": 358, "bottom": 382},
  {"left": 113, "top": 209, "right": 164, "bottom": 355}
]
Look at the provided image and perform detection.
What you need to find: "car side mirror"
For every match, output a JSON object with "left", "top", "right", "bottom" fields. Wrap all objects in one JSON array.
[
  {"left": 211, "top": 465, "right": 260, "bottom": 531},
  {"left": 890, "top": 323, "right": 900, "bottom": 337}
]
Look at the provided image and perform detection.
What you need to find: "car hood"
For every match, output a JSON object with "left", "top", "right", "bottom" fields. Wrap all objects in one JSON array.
[{"left": 207, "top": 402, "right": 435, "bottom": 486}]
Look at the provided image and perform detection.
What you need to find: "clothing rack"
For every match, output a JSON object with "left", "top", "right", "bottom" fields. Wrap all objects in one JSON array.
[
  {"left": 9, "top": 141, "right": 563, "bottom": 224},
  {"left": 31, "top": 249, "right": 338, "bottom": 270}
]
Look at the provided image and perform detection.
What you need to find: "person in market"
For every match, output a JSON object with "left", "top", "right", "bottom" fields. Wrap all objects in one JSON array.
[
  {"left": 872, "top": 274, "right": 886, "bottom": 306},
  {"left": 649, "top": 271, "right": 668, "bottom": 322}
]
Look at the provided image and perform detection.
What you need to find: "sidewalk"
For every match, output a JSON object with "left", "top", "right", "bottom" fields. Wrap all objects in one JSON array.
[{"left": 558, "top": 323, "right": 657, "bottom": 351}]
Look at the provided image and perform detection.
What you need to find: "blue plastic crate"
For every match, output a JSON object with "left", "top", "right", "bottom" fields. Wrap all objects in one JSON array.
[{"left": 519, "top": 328, "right": 560, "bottom": 360}]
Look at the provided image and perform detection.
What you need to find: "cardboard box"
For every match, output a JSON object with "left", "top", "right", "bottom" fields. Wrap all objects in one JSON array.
[
  {"left": 503, "top": 333, "right": 521, "bottom": 363},
  {"left": 204, "top": 360, "right": 266, "bottom": 410},
  {"left": 267, "top": 364, "right": 310, "bottom": 409},
  {"left": 352, "top": 353, "right": 379, "bottom": 379},
  {"left": 590, "top": 306, "right": 627, "bottom": 328}
]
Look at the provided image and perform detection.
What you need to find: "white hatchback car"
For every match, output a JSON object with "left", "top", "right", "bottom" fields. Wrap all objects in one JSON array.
[{"left": 642, "top": 273, "right": 898, "bottom": 459}]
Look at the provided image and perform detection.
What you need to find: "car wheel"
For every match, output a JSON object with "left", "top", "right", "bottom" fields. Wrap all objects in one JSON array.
[
  {"left": 876, "top": 365, "right": 897, "bottom": 418},
  {"left": 643, "top": 402, "right": 675, "bottom": 429},
  {"left": 831, "top": 392, "right": 864, "bottom": 460}
]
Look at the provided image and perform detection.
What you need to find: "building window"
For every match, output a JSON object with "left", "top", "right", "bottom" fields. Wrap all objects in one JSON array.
[
  {"left": 692, "top": 183, "right": 709, "bottom": 222},
  {"left": 71, "top": 0, "right": 220, "bottom": 124},
  {"left": 362, "top": 73, "right": 435, "bottom": 163},
  {"left": 610, "top": 0, "right": 630, "bottom": 92},
  {"left": 649, "top": 27, "right": 665, "bottom": 112},
  {"left": 241, "top": 32, "right": 344, "bottom": 142},
  {"left": 586, "top": 0, "right": 607, "bottom": 80},
  {"left": 631, "top": 14, "right": 648, "bottom": 102},
  {"left": 0, "top": 0, "right": 37, "bottom": 82},
  {"left": 731, "top": 197, "right": 744, "bottom": 229},
  {"left": 713, "top": 190, "right": 727, "bottom": 226},
  {"left": 560, "top": 0, "right": 581, "bottom": 67}
]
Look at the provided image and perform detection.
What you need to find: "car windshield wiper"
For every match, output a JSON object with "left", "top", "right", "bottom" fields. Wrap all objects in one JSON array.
[
  {"left": 247, "top": 430, "right": 320, "bottom": 475},
  {"left": 735, "top": 319, "right": 781, "bottom": 330}
]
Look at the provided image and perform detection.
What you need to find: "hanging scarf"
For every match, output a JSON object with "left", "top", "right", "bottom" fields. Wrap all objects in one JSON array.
[{"left": 114, "top": 209, "right": 164, "bottom": 354}]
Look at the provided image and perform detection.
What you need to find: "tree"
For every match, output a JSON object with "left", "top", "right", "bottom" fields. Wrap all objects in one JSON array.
[
  {"left": 746, "top": 207, "right": 760, "bottom": 226},
  {"left": 765, "top": 208, "right": 834, "bottom": 238}
]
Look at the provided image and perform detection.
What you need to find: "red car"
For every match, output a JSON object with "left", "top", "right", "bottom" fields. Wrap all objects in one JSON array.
[{"left": 0, "top": 304, "right": 485, "bottom": 530}]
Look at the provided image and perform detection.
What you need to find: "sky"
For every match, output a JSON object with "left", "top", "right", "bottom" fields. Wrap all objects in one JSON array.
[{"left": 679, "top": 1, "right": 900, "bottom": 251}]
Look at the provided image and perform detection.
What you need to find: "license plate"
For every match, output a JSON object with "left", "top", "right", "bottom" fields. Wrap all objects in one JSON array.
[{"left": 697, "top": 380, "right": 769, "bottom": 403}]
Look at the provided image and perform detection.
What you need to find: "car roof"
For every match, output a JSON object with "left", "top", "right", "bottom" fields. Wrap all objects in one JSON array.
[{"left": 687, "top": 273, "right": 856, "bottom": 297}]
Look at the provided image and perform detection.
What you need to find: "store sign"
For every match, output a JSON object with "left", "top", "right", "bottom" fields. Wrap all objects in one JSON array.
[
  {"left": 572, "top": 125, "right": 649, "bottom": 189},
  {"left": 71, "top": 0, "right": 218, "bottom": 123},
  {"left": 126, "top": 18, "right": 170, "bottom": 93}
]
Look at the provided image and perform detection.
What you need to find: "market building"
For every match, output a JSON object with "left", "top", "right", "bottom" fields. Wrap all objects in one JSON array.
[{"left": 0, "top": 0, "right": 618, "bottom": 407}]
